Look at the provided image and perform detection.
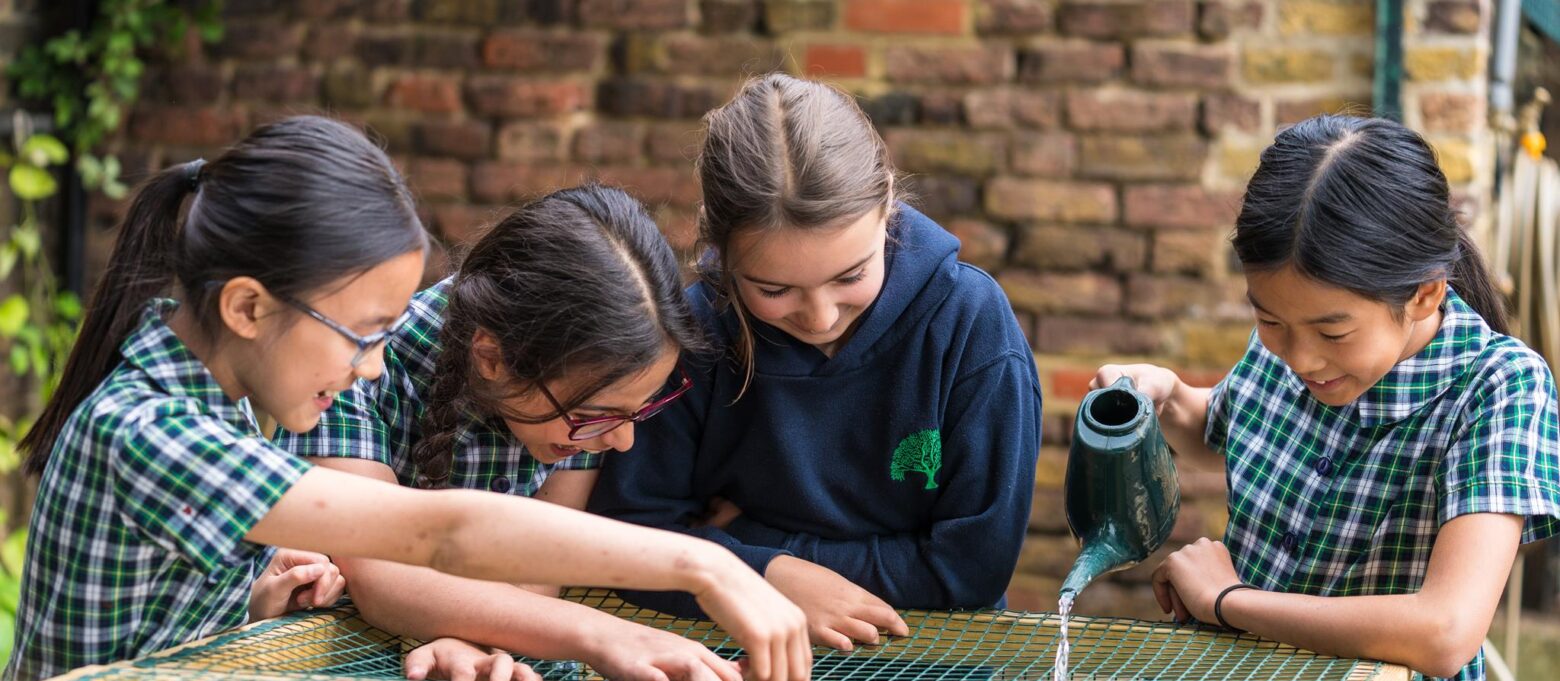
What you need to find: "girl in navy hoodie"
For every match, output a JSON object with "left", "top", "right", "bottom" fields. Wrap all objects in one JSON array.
[{"left": 591, "top": 73, "right": 1043, "bottom": 650}]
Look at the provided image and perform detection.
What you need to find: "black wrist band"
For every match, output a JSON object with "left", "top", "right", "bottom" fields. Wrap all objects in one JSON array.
[{"left": 1214, "top": 583, "right": 1258, "bottom": 633}]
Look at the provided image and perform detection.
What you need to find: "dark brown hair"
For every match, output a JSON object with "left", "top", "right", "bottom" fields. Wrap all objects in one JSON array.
[
  {"left": 409, "top": 184, "right": 707, "bottom": 488},
  {"left": 695, "top": 73, "right": 897, "bottom": 393},
  {"left": 23, "top": 116, "right": 427, "bottom": 473}
]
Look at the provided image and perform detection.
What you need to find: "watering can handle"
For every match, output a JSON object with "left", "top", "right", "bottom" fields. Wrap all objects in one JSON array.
[{"left": 1109, "top": 375, "right": 1136, "bottom": 391}]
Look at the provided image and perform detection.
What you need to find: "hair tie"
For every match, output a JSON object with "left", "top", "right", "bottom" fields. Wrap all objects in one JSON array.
[{"left": 184, "top": 158, "right": 206, "bottom": 191}]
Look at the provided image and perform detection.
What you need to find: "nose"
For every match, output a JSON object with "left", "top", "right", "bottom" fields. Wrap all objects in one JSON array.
[
  {"left": 797, "top": 293, "right": 840, "bottom": 335},
  {"left": 1283, "top": 337, "right": 1328, "bottom": 376},
  {"left": 597, "top": 422, "right": 636, "bottom": 453},
  {"left": 353, "top": 345, "right": 387, "bottom": 382}
]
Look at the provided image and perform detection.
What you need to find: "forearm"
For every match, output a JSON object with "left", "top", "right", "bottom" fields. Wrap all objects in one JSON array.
[
  {"left": 337, "top": 556, "right": 620, "bottom": 662},
  {"left": 1220, "top": 589, "right": 1479, "bottom": 678},
  {"left": 1161, "top": 382, "right": 1219, "bottom": 468}
]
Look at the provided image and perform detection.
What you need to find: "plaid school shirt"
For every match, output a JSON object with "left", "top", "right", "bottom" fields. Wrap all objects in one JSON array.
[
  {"left": 5, "top": 301, "right": 311, "bottom": 681},
  {"left": 1206, "top": 289, "right": 1560, "bottom": 681},
  {"left": 275, "top": 278, "right": 600, "bottom": 495}
]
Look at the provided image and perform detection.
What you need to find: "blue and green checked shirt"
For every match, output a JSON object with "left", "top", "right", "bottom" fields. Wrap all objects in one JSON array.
[
  {"left": 1206, "top": 289, "right": 1560, "bottom": 681},
  {"left": 275, "top": 279, "right": 600, "bottom": 494},
  {"left": 5, "top": 301, "right": 311, "bottom": 681}
]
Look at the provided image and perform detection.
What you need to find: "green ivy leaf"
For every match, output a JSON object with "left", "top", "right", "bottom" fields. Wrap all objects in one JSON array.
[
  {"left": 0, "top": 296, "right": 28, "bottom": 338},
  {"left": 0, "top": 245, "right": 16, "bottom": 280},
  {"left": 76, "top": 154, "right": 103, "bottom": 187},
  {"left": 8, "top": 345, "right": 27, "bottom": 375},
  {"left": 8, "top": 165, "right": 57, "bottom": 201},
  {"left": 54, "top": 293, "right": 82, "bottom": 320},
  {"left": 12, "top": 226, "right": 40, "bottom": 260},
  {"left": 20, "top": 135, "right": 68, "bottom": 167}
]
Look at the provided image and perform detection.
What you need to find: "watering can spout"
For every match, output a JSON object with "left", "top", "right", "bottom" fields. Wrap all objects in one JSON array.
[{"left": 1061, "top": 375, "right": 1180, "bottom": 601}]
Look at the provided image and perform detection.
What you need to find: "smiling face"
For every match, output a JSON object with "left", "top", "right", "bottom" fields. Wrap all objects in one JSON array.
[
  {"left": 241, "top": 250, "right": 426, "bottom": 433},
  {"left": 1245, "top": 266, "right": 1446, "bottom": 406},
  {"left": 727, "top": 207, "right": 889, "bottom": 357}
]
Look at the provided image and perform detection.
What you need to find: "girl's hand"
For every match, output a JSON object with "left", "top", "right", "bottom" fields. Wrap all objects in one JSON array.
[
  {"left": 587, "top": 620, "right": 744, "bottom": 681},
  {"left": 249, "top": 549, "right": 347, "bottom": 621},
  {"left": 1092, "top": 364, "right": 1183, "bottom": 408},
  {"left": 690, "top": 555, "right": 812, "bottom": 681},
  {"left": 1150, "top": 537, "right": 1244, "bottom": 625},
  {"left": 404, "top": 638, "right": 540, "bottom": 681},
  {"left": 765, "top": 556, "right": 910, "bottom": 651},
  {"left": 693, "top": 497, "right": 743, "bottom": 530}
]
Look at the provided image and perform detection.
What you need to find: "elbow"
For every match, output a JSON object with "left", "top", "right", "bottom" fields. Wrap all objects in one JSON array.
[{"left": 1409, "top": 615, "right": 1483, "bottom": 679}]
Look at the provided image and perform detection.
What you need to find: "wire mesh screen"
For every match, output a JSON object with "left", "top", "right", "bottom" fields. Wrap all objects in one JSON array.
[{"left": 55, "top": 589, "right": 1402, "bottom": 681}]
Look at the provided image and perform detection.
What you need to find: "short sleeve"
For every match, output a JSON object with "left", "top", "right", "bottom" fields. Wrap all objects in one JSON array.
[
  {"left": 114, "top": 412, "right": 311, "bottom": 573},
  {"left": 276, "top": 377, "right": 395, "bottom": 467},
  {"left": 555, "top": 450, "right": 603, "bottom": 471},
  {"left": 1439, "top": 349, "right": 1560, "bottom": 544}
]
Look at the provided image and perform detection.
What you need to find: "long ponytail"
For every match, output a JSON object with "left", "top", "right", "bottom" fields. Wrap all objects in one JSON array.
[
  {"left": 19, "top": 163, "right": 197, "bottom": 472},
  {"left": 1450, "top": 229, "right": 1510, "bottom": 335}
]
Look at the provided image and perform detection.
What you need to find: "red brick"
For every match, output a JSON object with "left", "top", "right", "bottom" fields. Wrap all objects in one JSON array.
[
  {"left": 1014, "top": 224, "right": 1146, "bottom": 271},
  {"left": 1131, "top": 41, "right": 1234, "bottom": 89},
  {"left": 466, "top": 77, "right": 592, "bottom": 117},
  {"left": 964, "top": 88, "right": 1063, "bottom": 129},
  {"left": 407, "top": 157, "right": 469, "bottom": 201},
  {"left": 976, "top": 0, "right": 1053, "bottom": 34},
  {"left": 416, "top": 31, "right": 481, "bottom": 69},
  {"left": 765, "top": 0, "right": 836, "bottom": 31},
  {"left": 804, "top": 44, "right": 868, "bottom": 79},
  {"left": 943, "top": 218, "right": 1009, "bottom": 271},
  {"left": 1018, "top": 40, "right": 1124, "bottom": 84},
  {"left": 364, "top": 0, "right": 414, "bottom": 21},
  {"left": 147, "top": 65, "right": 225, "bottom": 105},
  {"left": 1066, "top": 90, "right": 1197, "bottom": 132},
  {"left": 702, "top": 0, "right": 761, "bottom": 32},
  {"left": 591, "top": 166, "right": 701, "bottom": 206},
  {"left": 886, "top": 130, "right": 1006, "bottom": 175},
  {"left": 1125, "top": 273, "right": 1239, "bottom": 319},
  {"left": 597, "top": 78, "right": 723, "bottom": 119},
  {"left": 645, "top": 122, "right": 704, "bottom": 163},
  {"left": 1079, "top": 135, "right": 1207, "bottom": 181},
  {"left": 902, "top": 175, "right": 981, "bottom": 217},
  {"left": 216, "top": 20, "right": 303, "bottom": 60},
  {"left": 1010, "top": 132, "right": 1076, "bottom": 177},
  {"left": 999, "top": 270, "right": 1123, "bottom": 314},
  {"left": 661, "top": 35, "right": 784, "bottom": 77},
  {"left": 885, "top": 45, "right": 1012, "bottom": 85},
  {"left": 232, "top": 66, "right": 318, "bottom": 102},
  {"left": 1152, "top": 228, "right": 1226, "bottom": 275},
  {"left": 1059, "top": 0, "right": 1194, "bottom": 38},
  {"left": 1198, "top": 1, "right": 1263, "bottom": 39},
  {"left": 303, "top": 23, "right": 358, "bottom": 61},
  {"left": 129, "top": 107, "right": 247, "bottom": 147},
  {"left": 845, "top": 0, "right": 966, "bottom": 35},
  {"left": 417, "top": 0, "right": 508, "bottom": 23},
  {"left": 1201, "top": 93, "right": 1261, "bottom": 133},
  {"left": 470, "top": 162, "right": 589, "bottom": 203},
  {"left": 387, "top": 75, "right": 463, "bottom": 114},
  {"left": 431, "top": 203, "right": 500, "bottom": 245},
  {"left": 356, "top": 30, "right": 418, "bottom": 65},
  {"left": 1274, "top": 96, "right": 1368, "bottom": 126},
  {"left": 1123, "top": 184, "right": 1241, "bottom": 230},
  {"left": 1050, "top": 367, "right": 1099, "bottom": 401},
  {"left": 573, "top": 122, "right": 647, "bottom": 163},
  {"left": 1033, "top": 316, "right": 1167, "bottom": 355},
  {"left": 497, "top": 121, "right": 572, "bottom": 163},
  {"left": 415, "top": 119, "right": 493, "bottom": 160},
  {"left": 919, "top": 92, "right": 964, "bottom": 124},
  {"left": 579, "top": 0, "right": 694, "bottom": 29},
  {"left": 1419, "top": 91, "right": 1482, "bottom": 133},
  {"left": 654, "top": 205, "right": 701, "bottom": 251},
  {"left": 985, "top": 178, "right": 1117, "bottom": 223}
]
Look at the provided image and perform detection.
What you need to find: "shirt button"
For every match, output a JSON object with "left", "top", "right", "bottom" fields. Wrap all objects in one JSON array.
[
  {"left": 1316, "top": 456, "right": 1332, "bottom": 476},
  {"left": 490, "top": 476, "right": 511, "bottom": 493},
  {"left": 1282, "top": 531, "right": 1300, "bottom": 553}
]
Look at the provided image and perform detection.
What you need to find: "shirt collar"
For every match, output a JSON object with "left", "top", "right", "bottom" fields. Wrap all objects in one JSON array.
[
  {"left": 1278, "top": 288, "right": 1494, "bottom": 427},
  {"left": 121, "top": 299, "right": 256, "bottom": 432}
]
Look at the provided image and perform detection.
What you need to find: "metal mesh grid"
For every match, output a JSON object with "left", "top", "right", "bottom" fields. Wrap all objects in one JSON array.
[{"left": 54, "top": 589, "right": 1402, "bottom": 681}]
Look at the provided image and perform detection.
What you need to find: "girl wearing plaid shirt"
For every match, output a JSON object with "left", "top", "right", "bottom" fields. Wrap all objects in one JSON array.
[
  {"left": 1096, "top": 115, "right": 1560, "bottom": 680},
  {"left": 276, "top": 185, "right": 772, "bottom": 681},
  {"left": 5, "top": 117, "right": 809, "bottom": 681}
]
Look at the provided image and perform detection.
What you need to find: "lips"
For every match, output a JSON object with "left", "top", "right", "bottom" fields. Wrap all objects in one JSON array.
[
  {"left": 1303, "top": 376, "right": 1344, "bottom": 390},
  {"left": 313, "top": 389, "right": 339, "bottom": 411}
]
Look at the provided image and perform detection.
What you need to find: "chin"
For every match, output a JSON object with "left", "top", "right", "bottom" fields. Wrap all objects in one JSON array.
[{"left": 274, "top": 410, "right": 323, "bottom": 435}]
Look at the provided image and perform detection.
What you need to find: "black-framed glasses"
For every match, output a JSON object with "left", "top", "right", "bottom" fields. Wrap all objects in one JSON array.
[
  {"left": 538, "top": 366, "right": 693, "bottom": 441},
  {"left": 287, "top": 300, "right": 413, "bottom": 368}
]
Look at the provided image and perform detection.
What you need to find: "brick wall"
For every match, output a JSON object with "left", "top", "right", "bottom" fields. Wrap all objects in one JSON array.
[{"left": 83, "top": 0, "right": 1493, "bottom": 618}]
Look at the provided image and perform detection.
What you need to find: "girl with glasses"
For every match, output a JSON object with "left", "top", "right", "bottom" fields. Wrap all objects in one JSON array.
[
  {"left": 7, "top": 117, "right": 809, "bottom": 681},
  {"left": 590, "top": 73, "right": 1043, "bottom": 651},
  {"left": 277, "top": 184, "right": 759, "bottom": 681}
]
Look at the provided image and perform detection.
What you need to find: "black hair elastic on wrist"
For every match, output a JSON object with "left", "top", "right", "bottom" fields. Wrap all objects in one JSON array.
[
  {"left": 1214, "top": 583, "right": 1259, "bottom": 633},
  {"left": 184, "top": 158, "right": 206, "bottom": 191}
]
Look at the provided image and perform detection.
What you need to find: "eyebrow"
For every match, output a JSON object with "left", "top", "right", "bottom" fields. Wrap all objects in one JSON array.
[
  {"left": 1246, "top": 293, "right": 1353, "bottom": 325},
  {"left": 741, "top": 252, "right": 875, "bottom": 288}
]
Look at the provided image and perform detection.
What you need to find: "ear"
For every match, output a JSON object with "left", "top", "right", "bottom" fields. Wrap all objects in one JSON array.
[
  {"left": 1405, "top": 279, "right": 1447, "bottom": 323},
  {"left": 217, "top": 277, "right": 283, "bottom": 341},
  {"left": 470, "top": 329, "right": 506, "bottom": 382}
]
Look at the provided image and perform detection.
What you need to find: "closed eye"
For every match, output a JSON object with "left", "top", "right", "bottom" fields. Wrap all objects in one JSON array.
[
  {"left": 836, "top": 272, "right": 866, "bottom": 285},
  {"left": 757, "top": 286, "right": 790, "bottom": 298}
]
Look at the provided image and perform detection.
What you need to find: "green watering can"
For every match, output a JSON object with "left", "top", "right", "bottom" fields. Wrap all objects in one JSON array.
[{"left": 1060, "top": 376, "right": 1180, "bottom": 599}]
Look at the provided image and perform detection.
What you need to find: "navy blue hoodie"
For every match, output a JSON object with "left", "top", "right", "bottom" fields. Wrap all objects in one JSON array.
[{"left": 589, "top": 204, "right": 1041, "bottom": 615}]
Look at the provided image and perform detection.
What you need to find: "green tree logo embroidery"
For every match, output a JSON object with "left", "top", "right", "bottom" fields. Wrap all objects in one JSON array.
[{"left": 890, "top": 429, "right": 942, "bottom": 490}]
